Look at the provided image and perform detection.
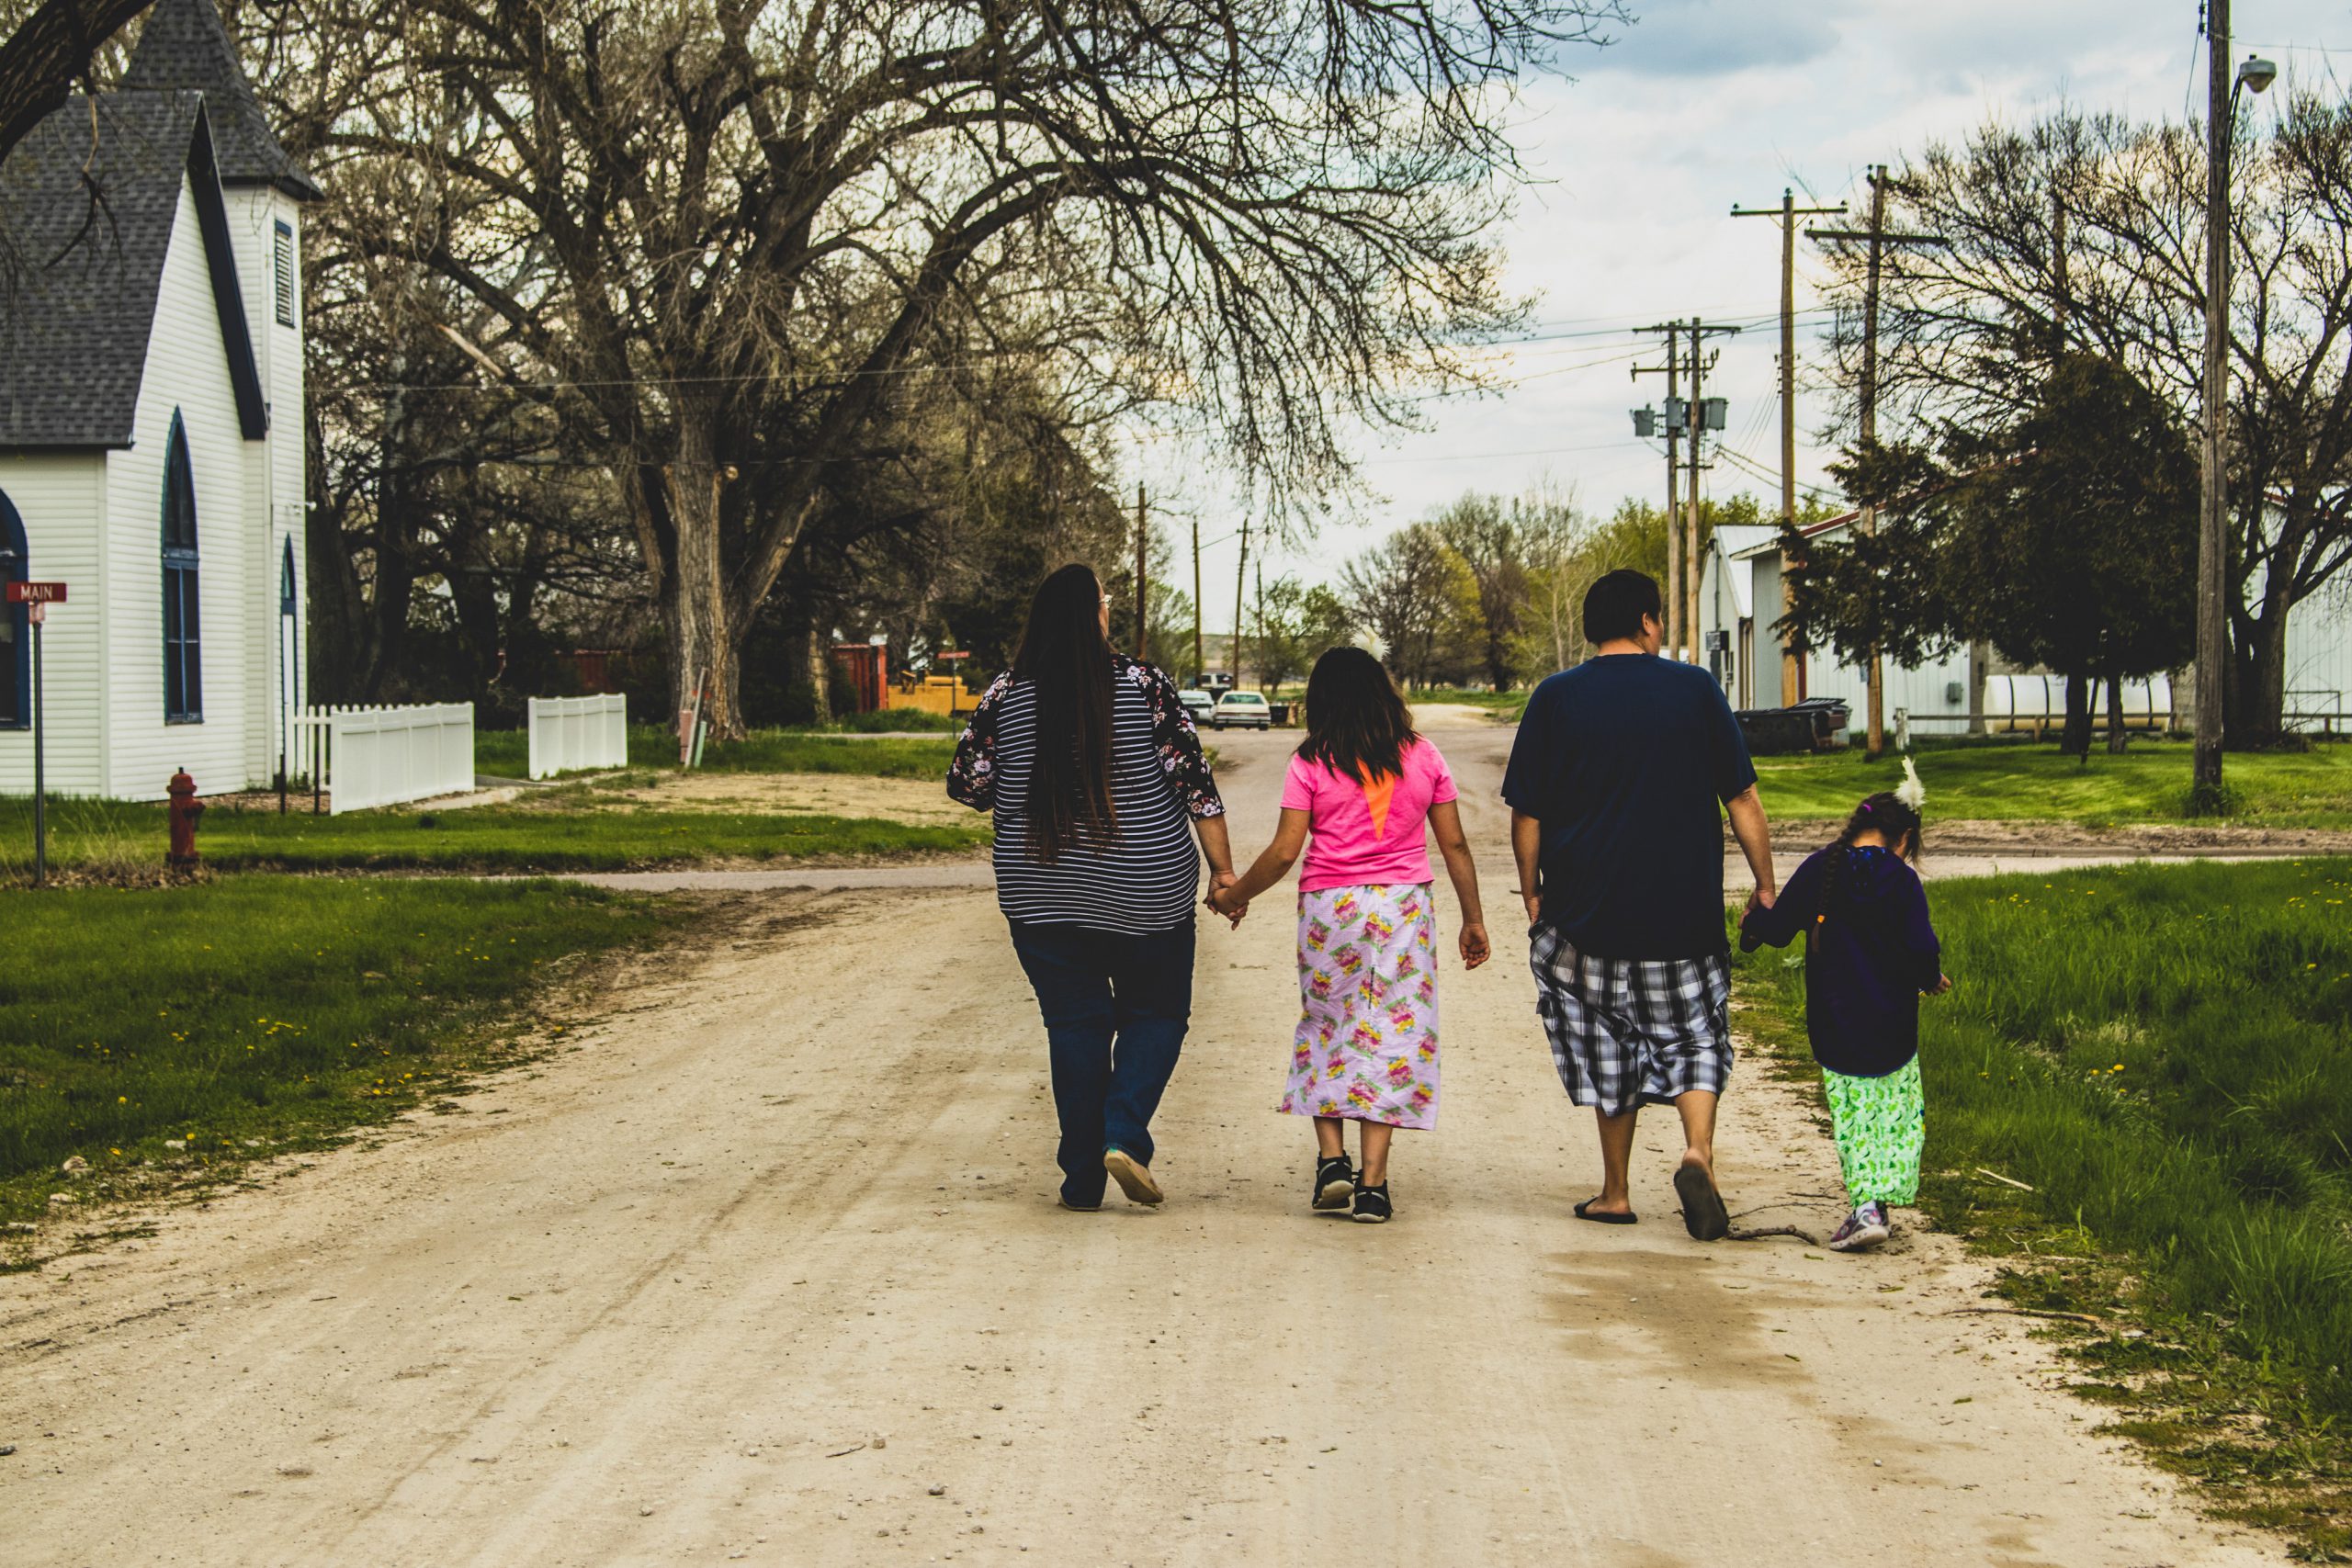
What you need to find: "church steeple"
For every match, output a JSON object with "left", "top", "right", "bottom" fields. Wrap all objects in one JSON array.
[{"left": 121, "top": 0, "right": 322, "bottom": 200}]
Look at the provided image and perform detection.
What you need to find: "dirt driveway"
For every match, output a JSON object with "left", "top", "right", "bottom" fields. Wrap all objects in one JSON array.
[{"left": 0, "top": 714, "right": 2277, "bottom": 1566}]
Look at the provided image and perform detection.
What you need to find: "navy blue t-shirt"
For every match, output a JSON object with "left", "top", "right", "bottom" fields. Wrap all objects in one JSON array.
[{"left": 1501, "top": 655, "right": 1758, "bottom": 960}]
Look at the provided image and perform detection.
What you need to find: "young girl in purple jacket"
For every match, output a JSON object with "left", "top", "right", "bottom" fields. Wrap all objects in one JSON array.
[{"left": 1740, "top": 765, "right": 1951, "bottom": 1252}]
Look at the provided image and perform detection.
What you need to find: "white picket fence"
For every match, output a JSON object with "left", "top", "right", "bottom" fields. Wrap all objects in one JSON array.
[
  {"left": 528, "top": 694, "right": 628, "bottom": 779},
  {"left": 291, "top": 703, "right": 477, "bottom": 815}
]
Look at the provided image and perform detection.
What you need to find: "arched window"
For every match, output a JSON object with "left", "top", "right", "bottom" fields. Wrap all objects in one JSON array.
[
  {"left": 162, "top": 412, "right": 202, "bottom": 721},
  {"left": 0, "top": 488, "right": 25, "bottom": 729}
]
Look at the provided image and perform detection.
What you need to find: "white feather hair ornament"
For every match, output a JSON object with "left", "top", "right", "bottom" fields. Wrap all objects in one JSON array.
[{"left": 1896, "top": 755, "right": 1927, "bottom": 812}]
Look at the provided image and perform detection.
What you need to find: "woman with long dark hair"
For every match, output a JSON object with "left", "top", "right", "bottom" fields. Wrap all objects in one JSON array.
[
  {"left": 948, "top": 563, "right": 1235, "bottom": 1210},
  {"left": 1207, "top": 646, "right": 1488, "bottom": 1223}
]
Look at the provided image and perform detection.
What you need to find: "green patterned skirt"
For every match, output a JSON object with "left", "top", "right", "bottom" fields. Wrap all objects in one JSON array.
[{"left": 1821, "top": 1057, "right": 1925, "bottom": 1206}]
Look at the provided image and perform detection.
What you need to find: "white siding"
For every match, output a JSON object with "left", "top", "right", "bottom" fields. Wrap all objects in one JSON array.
[
  {"left": 223, "top": 186, "right": 306, "bottom": 784},
  {"left": 2285, "top": 586, "right": 2352, "bottom": 725},
  {"left": 101, "top": 175, "right": 263, "bottom": 800},
  {"left": 0, "top": 455, "right": 108, "bottom": 795},
  {"left": 1799, "top": 645, "right": 1973, "bottom": 730}
]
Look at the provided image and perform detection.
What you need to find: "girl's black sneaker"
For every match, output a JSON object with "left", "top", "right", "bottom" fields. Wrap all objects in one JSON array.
[
  {"left": 1312, "top": 1155, "right": 1355, "bottom": 1211},
  {"left": 1351, "top": 1181, "right": 1393, "bottom": 1224}
]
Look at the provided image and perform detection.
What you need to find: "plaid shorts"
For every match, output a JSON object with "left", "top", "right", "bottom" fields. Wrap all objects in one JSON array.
[{"left": 1528, "top": 923, "right": 1734, "bottom": 1117}]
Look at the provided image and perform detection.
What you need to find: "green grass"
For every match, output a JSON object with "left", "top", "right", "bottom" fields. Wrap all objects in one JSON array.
[
  {"left": 1731, "top": 858, "right": 2352, "bottom": 1555},
  {"left": 1261, "top": 685, "right": 1530, "bottom": 722},
  {"left": 475, "top": 722, "right": 960, "bottom": 778},
  {"left": 0, "top": 795, "right": 989, "bottom": 876},
  {"left": 0, "top": 877, "right": 688, "bottom": 1234},
  {"left": 1752, "top": 740, "right": 2352, "bottom": 828}
]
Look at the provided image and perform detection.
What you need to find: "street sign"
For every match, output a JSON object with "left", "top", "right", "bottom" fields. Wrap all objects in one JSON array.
[{"left": 6, "top": 580, "right": 64, "bottom": 604}]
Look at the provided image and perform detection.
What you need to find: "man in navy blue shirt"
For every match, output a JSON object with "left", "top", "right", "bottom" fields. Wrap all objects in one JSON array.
[{"left": 1503, "top": 570, "right": 1779, "bottom": 1240}]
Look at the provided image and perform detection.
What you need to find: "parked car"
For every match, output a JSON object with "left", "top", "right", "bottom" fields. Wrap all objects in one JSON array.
[
  {"left": 1177, "top": 688, "right": 1217, "bottom": 723},
  {"left": 1210, "top": 690, "right": 1273, "bottom": 729}
]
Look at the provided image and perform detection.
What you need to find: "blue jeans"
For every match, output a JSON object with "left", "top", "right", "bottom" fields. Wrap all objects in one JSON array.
[{"left": 1008, "top": 919, "right": 1196, "bottom": 1205}]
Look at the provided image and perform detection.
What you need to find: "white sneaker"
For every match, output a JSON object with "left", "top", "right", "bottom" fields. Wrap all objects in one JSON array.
[{"left": 1828, "top": 1201, "right": 1891, "bottom": 1252}]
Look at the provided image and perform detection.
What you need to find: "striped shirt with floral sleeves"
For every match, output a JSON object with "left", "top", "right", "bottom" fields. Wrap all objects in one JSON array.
[{"left": 946, "top": 654, "right": 1224, "bottom": 934}]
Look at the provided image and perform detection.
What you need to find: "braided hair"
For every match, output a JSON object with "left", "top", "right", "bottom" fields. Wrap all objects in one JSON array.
[{"left": 1812, "top": 790, "right": 1925, "bottom": 938}]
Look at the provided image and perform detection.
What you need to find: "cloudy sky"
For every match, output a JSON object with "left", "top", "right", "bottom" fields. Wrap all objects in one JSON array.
[{"left": 1140, "top": 0, "right": 2348, "bottom": 640}]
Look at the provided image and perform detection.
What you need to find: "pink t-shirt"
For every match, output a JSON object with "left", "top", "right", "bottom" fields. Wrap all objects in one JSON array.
[{"left": 1281, "top": 738, "right": 1458, "bottom": 892}]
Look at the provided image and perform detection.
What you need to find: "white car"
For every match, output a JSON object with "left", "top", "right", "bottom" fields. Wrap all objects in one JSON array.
[
  {"left": 1177, "top": 688, "right": 1217, "bottom": 724},
  {"left": 1210, "top": 691, "right": 1272, "bottom": 729}
]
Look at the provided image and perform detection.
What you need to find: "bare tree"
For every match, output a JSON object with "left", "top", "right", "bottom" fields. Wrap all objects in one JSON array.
[
  {"left": 1434, "top": 491, "right": 1532, "bottom": 688},
  {"left": 1341, "top": 521, "right": 1478, "bottom": 687},
  {"left": 1819, "top": 99, "right": 2352, "bottom": 742},
  {"left": 306, "top": 0, "right": 1622, "bottom": 734},
  {"left": 1512, "top": 479, "right": 1589, "bottom": 676}
]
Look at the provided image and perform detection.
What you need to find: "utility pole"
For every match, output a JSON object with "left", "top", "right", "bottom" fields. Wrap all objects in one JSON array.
[
  {"left": 1192, "top": 513, "right": 1204, "bottom": 683},
  {"left": 1681, "top": 321, "right": 1740, "bottom": 669},
  {"left": 1632, "top": 323, "right": 1683, "bottom": 652},
  {"left": 1685, "top": 316, "right": 1706, "bottom": 664},
  {"left": 1230, "top": 515, "right": 1250, "bottom": 685},
  {"left": 2197, "top": 2, "right": 2234, "bottom": 801},
  {"left": 1636, "top": 321, "right": 1738, "bottom": 662},
  {"left": 1808, "top": 166, "right": 1948, "bottom": 758},
  {"left": 1733, "top": 186, "right": 1846, "bottom": 704},
  {"left": 1135, "top": 482, "right": 1148, "bottom": 661}
]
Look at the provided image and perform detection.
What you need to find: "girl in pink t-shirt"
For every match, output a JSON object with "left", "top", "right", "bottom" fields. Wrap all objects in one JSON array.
[{"left": 1207, "top": 648, "right": 1489, "bottom": 1223}]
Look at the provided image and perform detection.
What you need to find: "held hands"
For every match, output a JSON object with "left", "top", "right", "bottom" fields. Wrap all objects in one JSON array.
[
  {"left": 1205, "top": 871, "right": 1248, "bottom": 927},
  {"left": 1459, "top": 920, "right": 1490, "bottom": 971}
]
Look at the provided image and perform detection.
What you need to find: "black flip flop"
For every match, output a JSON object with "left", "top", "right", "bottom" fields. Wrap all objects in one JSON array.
[
  {"left": 1673, "top": 1161, "right": 1729, "bottom": 1242},
  {"left": 1574, "top": 1197, "right": 1637, "bottom": 1225}
]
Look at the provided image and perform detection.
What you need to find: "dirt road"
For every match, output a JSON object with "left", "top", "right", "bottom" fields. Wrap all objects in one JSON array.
[{"left": 1, "top": 712, "right": 2272, "bottom": 1566}]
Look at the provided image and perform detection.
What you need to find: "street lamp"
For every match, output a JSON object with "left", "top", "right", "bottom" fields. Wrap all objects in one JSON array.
[{"left": 2194, "top": 15, "right": 2277, "bottom": 807}]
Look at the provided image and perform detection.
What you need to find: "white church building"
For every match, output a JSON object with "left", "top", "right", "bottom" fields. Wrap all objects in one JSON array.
[{"left": 0, "top": 0, "right": 316, "bottom": 800}]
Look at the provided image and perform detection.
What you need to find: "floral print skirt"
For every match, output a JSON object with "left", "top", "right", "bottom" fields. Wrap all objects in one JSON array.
[{"left": 1279, "top": 883, "right": 1439, "bottom": 1130}]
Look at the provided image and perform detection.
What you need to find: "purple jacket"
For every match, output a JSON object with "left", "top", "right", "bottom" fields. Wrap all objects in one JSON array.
[{"left": 1739, "top": 845, "right": 1941, "bottom": 1077}]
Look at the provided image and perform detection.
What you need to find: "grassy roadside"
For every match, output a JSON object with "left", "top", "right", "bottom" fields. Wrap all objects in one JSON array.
[
  {"left": 474, "top": 723, "right": 959, "bottom": 779},
  {"left": 1730, "top": 858, "right": 2352, "bottom": 1558},
  {"left": 0, "top": 877, "right": 693, "bottom": 1247},
  {"left": 0, "top": 795, "right": 988, "bottom": 877},
  {"left": 1752, "top": 741, "right": 2352, "bottom": 828}
]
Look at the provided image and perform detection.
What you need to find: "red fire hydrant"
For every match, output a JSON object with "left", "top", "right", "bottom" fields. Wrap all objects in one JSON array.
[{"left": 166, "top": 768, "right": 205, "bottom": 872}]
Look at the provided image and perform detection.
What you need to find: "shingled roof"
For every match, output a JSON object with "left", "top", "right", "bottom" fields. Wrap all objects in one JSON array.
[
  {"left": 121, "top": 0, "right": 322, "bottom": 202},
  {"left": 0, "top": 94, "right": 267, "bottom": 449}
]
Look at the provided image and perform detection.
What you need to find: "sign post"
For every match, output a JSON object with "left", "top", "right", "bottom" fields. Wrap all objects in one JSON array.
[{"left": 6, "top": 581, "right": 66, "bottom": 885}]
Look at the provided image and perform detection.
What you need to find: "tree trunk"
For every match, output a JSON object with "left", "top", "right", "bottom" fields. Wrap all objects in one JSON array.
[
  {"left": 363, "top": 387, "right": 419, "bottom": 703},
  {"left": 303, "top": 411, "right": 370, "bottom": 707},
  {"left": 0, "top": 0, "right": 155, "bottom": 163},
  {"left": 2228, "top": 590, "right": 2292, "bottom": 748},
  {"left": 2105, "top": 671, "right": 2129, "bottom": 753},
  {"left": 662, "top": 420, "right": 745, "bottom": 740},
  {"left": 2059, "top": 668, "right": 2093, "bottom": 758},
  {"left": 802, "top": 618, "right": 832, "bottom": 724}
]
